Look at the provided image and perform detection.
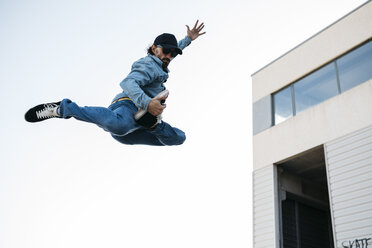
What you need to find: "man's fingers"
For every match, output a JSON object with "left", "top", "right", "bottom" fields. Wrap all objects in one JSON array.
[
  {"left": 149, "top": 101, "right": 166, "bottom": 116},
  {"left": 156, "top": 103, "right": 166, "bottom": 115},
  {"left": 197, "top": 23, "right": 205, "bottom": 31},
  {"left": 193, "top": 20, "right": 199, "bottom": 29}
]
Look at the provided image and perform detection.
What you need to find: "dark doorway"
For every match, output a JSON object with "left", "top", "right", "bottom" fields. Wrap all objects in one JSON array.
[{"left": 277, "top": 146, "right": 334, "bottom": 248}]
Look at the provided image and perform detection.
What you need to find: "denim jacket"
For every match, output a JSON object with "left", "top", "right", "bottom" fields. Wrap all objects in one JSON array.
[{"left": 113, "top": 36, "right": 192, "bottom": 110}]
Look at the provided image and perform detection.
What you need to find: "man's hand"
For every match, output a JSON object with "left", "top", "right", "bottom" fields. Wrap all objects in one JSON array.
[
  {"left": 186, "top": 20, "right": 206, "bottom": 41},
  {"left": 147, "top": 93, "right": 168, "bottom": 116}
]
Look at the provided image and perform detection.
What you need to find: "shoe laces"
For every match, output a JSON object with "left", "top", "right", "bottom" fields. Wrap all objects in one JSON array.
[
  {"left": 150, "top": 114, "right": 162, "bottom": 129},
  {"left": 156, "top": 114, "right": 162, "bottom": 123},
  {"left": 36, "top": 104, "right": 59, "bottom": 119}
]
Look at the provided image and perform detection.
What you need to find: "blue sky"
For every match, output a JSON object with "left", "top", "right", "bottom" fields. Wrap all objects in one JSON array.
[{"left": 0, "top": 0, "right": 366, "bottom": 247}]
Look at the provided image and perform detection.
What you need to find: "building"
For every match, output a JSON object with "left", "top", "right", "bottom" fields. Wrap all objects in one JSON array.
[{"left": 251, "top": 2, "right": 372, "bottom": 248}]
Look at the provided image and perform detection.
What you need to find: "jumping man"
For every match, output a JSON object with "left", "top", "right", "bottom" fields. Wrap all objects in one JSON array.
[{"left": 25, "top": 20, "right": 206, "bottom": 146}]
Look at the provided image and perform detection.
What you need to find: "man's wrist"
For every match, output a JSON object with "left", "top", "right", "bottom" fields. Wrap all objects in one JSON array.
[{"left": 185, "top": 35, "right": 192, "bottom": 43}]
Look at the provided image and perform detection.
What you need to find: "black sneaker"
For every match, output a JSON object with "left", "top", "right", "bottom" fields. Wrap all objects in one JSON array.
[
  {"left": 134, "top": 90, "right": 168, "bottom": 128},
  {"left": 25, "top": 101, "right": 61, "bottom": 122},
  {"left": 134, "top": 111, "right": 162, "bottom": 129}
]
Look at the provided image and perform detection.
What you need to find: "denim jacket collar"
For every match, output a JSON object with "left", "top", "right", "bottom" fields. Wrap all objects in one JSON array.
[{"left": 149, "top": 54, "right": 170, "bottom": 73}]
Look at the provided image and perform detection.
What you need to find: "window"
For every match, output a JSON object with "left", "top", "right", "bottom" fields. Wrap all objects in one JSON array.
[
  {"left": 272, "top": 40, "right": 372, "bottom": 126},
  {"left": 337, "top": 40, "right": 372, "bottom": 92},
  {"left": 294, "top": 63, "right": 339, "bottom": 114},
  {"left": 273, "top": 86, "right": 293, "bottom": 125}
]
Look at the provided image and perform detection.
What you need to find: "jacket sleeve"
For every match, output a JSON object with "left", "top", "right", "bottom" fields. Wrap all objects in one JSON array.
[
  {"left": 178, "top": 36, "right": 192, "bottom": 50},
  {"left": 120, "top": 60, "right": 155, "bottom": 110}
]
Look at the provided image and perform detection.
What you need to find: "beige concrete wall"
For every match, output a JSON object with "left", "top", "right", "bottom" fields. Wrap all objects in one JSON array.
[
  {"left": 252, "top": 1, "right": 372, "bottom": 102},
  {"left": 253, "top": 79, "right": 372, "bottom": 170}
]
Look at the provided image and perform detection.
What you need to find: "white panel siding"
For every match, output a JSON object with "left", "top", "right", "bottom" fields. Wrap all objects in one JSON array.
[
  {"left": 325, "top": 125, "right": 372, "bottom": 248},
  {"left": 253, "top": 165, "right": 279, "bottom": 248}
]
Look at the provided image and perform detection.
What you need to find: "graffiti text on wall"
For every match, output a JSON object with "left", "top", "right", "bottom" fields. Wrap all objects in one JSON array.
[{"left": 342, "top": 238, "right": 371, "bottom": 248}]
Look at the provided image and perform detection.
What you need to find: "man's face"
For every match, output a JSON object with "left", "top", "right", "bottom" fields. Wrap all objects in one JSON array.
[{"left": 152, "top": 45, "right": 174, "bottom": 68}]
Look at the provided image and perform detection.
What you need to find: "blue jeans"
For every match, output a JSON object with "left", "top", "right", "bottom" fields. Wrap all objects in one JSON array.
[{"left": 59, "top": 99, "right": 186, "bottom": 146}]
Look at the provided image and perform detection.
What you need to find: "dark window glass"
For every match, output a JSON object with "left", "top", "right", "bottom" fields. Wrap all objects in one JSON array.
[
  {"left": 274, "top": 86, "right": 293, "bottom": 124},
  {"left": 294, "top": 63, "right": 338, "bottom": 114},
  {"left": 337, "top": 40, "right": 372, "bottom": 92}
]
